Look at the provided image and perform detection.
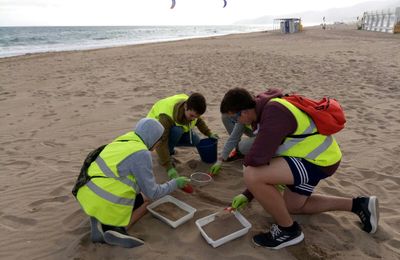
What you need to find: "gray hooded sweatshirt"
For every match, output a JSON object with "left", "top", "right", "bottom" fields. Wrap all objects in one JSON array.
[{"left": 117, "top": 118, "right": 178, "bottom": 201}]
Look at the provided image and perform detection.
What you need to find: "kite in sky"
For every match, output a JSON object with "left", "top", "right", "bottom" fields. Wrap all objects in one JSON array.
[{"left": 170, "top": 0, "right": 227, "bottom": 9}]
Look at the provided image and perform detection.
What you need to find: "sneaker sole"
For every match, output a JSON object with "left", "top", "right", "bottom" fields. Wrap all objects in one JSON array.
[
  {"left": 90, "top": 217, "right": 104, "bottom": 243},
  {"left": 104, "top": 230, "right": 144, "bottom": 248},
  {"left": 368, "top": 196, "right": 379, "bottom": 234},
  {"left": 252, "top": 232, "right": 305, "bottom": 250}
]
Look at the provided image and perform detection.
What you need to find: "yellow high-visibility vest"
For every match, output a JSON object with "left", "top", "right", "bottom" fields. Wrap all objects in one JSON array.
[
  {"left": 271, "top": 98, "right": 342, "bottom": 166},
  {"left": 147, "top": 94, "right": 197, "bottom": 132},
  {"left": 77, "top": 132, "right": 146, "bottom": 226}
]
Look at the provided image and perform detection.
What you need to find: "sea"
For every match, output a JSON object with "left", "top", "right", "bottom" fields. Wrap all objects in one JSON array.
[{"left": 0, "top": 25, "right": 271, "bottom": 58}]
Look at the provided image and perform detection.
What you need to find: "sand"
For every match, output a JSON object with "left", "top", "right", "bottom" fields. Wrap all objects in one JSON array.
[
  {"left": 152, "top": 202, "right": 189, "bottom": 222},
  {"left": 202, "top": 214, "right": 244, "bottom": 241},
  {"left": 0, "top": 24, "right": 399, "bottom": 259}
]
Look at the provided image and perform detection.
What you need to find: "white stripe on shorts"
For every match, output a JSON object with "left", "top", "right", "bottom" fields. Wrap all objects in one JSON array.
[
  {"left": 298, "top": 183, "right": 314, "bottom": 192},
  {"left": 289, "top": 157, "right": 309, "bottom": 184}
]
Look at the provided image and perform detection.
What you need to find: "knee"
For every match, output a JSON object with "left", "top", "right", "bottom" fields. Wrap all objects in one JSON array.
[
  {"left": 285, "top": 200, "right": 306, "bottom": 214},
  {"left": 243, "top": 167, "right": 259, "bottom": 187},
  {"left": 286, "top": 204, "right": 302, "bottom": 214},
  {"left": 170, "top": 126, "right": 184, "bottom": 136},
  {"left": 238, "top": 140, "right": 251, "bottom": 155}
]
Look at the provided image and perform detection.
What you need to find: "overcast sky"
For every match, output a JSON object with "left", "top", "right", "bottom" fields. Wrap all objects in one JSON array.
[{"left": 0, "top": 0, "right": 386, "bottom": 26}]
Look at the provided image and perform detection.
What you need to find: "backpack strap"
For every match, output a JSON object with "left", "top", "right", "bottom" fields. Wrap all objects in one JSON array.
[
  {"left": 72, "top": 144, "right": 107, "bottom": 197},
  {"left": 287, "top": 132, "right": 319, "bottom": 138}
]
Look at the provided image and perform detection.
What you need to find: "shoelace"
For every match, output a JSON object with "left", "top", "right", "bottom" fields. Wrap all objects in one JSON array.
[{"left": 270, "top": 224, "right": 283, "bottom": 239}]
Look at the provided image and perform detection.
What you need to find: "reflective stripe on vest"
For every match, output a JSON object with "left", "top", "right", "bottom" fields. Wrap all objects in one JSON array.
[
  {"left": 271, "top": 98, "right": 342, "bottom": 166},
  {"left": 86, "top": 181, "right": 135, "bottom": 206},
  {"left": 276, "top": 120, "right": 317, "bottom": 154},
  {"left": 95, "top": 156, "right": 140, "bottom": 191},
  {"left": 147, "top": 94, "right": 197, "bottom": 132}
]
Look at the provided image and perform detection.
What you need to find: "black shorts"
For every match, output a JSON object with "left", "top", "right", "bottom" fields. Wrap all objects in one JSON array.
[
  {"left": 283, "top": 157, "right": 331, "bottom": 196},
  {"left": 133, "top": 193, "right": 144, "bottom": 210}
]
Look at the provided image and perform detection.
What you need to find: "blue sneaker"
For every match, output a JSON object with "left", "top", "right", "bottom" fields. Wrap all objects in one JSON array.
[
  {"left": 104, "top": 227, "right": 144, "bottom": 248},
  {"left": 252, "top": 222, "right": 304, "bottom": 250},
  {"left": 90, "top": 217, "right": 104, "bottom": 243}
]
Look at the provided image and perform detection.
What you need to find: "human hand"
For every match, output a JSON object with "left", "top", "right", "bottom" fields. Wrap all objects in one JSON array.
[
  {"left": 209, "top": 133, "right": 219, "bottom": 140},
  {"left": 209, "top": 160, "right": 223, "bottom": 176},
  {"left": 167, "top": 168, "right": 179, "bottom": 179},
  {"left": 231, "top": 194, "right": 248, "bottom": 210},
  {"left": 175, "top": 177, "right": 190, "bottom": 189}
]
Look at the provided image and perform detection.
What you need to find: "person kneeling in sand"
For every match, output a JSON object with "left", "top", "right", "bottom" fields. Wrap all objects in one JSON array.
[
  {"left": 72, "top": 118, "right": 190, "bottom": 248},
  {"left": 147, "top": 93, "right": 218, "bottom": 182},
  {"left": 221, "top": 88, "right": 379, "bottom": 250},
  {"left": 209, "top": 89, "right": 282, "bottom": 175}
]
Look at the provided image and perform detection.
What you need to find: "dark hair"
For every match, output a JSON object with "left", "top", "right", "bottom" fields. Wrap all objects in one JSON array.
[
  {"left": 220, "top": 88, "right": 256, "bottom": 113},
  {"left": 186, "top": 93, "right": 206, "bottom": 115}
]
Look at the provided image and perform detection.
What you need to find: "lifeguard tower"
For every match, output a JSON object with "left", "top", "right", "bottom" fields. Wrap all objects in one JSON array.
[{"left": 273, "top": 18, "right": 303, "bottom": 33}]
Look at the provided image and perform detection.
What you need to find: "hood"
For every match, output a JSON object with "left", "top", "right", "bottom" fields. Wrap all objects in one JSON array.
[
  {"left": 256, "top": 88, "right": 284, "bottom": 107},
  {"left": 134, "top": 118, "right": 164, "bottom": 149},
  {"left": 254, "top": 88, "right": 284, "bottom": 127}
]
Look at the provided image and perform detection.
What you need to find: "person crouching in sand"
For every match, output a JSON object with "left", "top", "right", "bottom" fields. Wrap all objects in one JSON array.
[
  {"left": 72, "top": 118, "right": 190, "bottom": 248},
  {"left": 221, "top": 88, "right": 379, "bottom": 250}
]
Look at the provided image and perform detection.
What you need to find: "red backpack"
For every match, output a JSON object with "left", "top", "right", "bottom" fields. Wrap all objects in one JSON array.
[{"left": 283, "top": 94, "right": 346, "bottom": 135}]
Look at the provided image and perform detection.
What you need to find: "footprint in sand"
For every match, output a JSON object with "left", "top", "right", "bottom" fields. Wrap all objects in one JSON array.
[
  {"left": 187, "top": 159, "right": 198, "bottom": 170},
  {"left": 0, "top": 215, "right": 38, "bottom": 231},
  {"left": 385, "top": 238, "right": 400, "bottom": 255},
  {"left": 42, "top": 111, "right": 57, "bottom": 118},
  {"left": 103, "top": 91, "right": 118, "bottom": 98},
  {"left": 195, "top": 189, "right": 230, "bottom": 206},
  {"left": 73, "top": 90, "right": 88, "bottom": 97},
  {"left": 0, "top": 185, "right": 10, "bottom": 191},
  {"left": 49, "top": 184, "right": 69, "bottom": 196},
  {"left": 3, "top": 160, "right": 31, "bottom": 170},
  {"left": 29, "top": 195, "right": 70, "bottom": 208},
  {"left": 117, "top": 77, "right": 128, "bottom": 82},
  {"left": 62, "top": 209, "right": 90, "bottom": 235},
  {"left": 40, "top": 140, "right": 66, "bottom": 147},
  {"left": 288, "top": 243, "right": 336, "bottom": 260}
]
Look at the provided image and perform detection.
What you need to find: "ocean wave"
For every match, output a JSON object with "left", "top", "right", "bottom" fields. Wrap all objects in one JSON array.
[{"left": 0, "top": 25, "right": 271, "bottom": 58}]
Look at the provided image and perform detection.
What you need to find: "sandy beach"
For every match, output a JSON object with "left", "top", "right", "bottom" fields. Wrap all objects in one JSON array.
[{"left": 0, "top": 25, "right": 399, "bottom": 259}]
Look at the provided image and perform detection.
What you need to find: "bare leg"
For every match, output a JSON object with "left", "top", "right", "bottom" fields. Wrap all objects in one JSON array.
[
  {"left": 244, "top": 157, "right": 295, "bottom": 227},
  {"left": 284, "top": 191, "right": 352, "bottom": 214},
  {"left": 245, "top": 157, "right": 354, "bottom": 226},
  {"left": 128, "top": 195, "right": 150, "bottom": 229}
]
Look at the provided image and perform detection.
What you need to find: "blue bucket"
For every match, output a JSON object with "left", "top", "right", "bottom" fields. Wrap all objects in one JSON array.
[{"left": 196, "top": 138, "right": 218, "bottom": 164}]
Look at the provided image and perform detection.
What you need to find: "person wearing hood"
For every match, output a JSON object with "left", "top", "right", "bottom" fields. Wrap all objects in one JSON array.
[
  {"left": 220, "top": 88, "right": 379, "bottom": 250},
  {"left": 73, "top": 118, "right": 190, "bottom": 248},
  {"left": 209, "top": 89, "right": 283, "bottom": 175}
]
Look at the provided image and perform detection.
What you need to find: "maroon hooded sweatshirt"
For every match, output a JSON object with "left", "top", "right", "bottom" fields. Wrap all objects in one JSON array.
[{"left": 242, "top": 90, "right": 340, "bottom": 200}]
